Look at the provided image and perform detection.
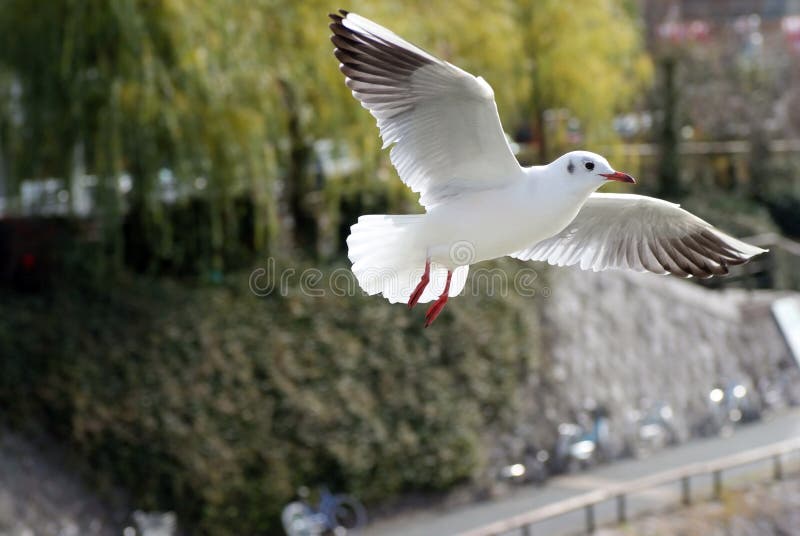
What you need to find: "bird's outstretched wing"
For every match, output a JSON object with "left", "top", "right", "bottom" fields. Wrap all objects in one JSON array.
[
  {"left": 512, "top": 193, "right": 767, "bottom": 278},
  {"left": 329, "top": 10, "right": 523, "bottom": 208}
]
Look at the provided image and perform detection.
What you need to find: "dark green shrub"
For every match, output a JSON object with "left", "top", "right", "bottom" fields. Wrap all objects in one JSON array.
[{"left": 0, "top": 260, "right": 544, "bottom": 534}]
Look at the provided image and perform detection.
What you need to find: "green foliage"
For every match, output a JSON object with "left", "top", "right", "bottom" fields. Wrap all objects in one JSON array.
[
  {"left": 0, "top": 261, "right": 544, "bottom": 534},
  {"left": 0, "top": 2, "right": 650, "bottom": 533},
  {"left": 517, "top": 0, "right": 652, "bottom": 158},
  {"left": 0, "top": 0, "right": 651, "bottom": 266}
]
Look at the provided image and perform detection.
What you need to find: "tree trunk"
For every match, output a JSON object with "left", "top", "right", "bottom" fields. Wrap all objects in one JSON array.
[
  {"left": 535, "top": 108, "right": 548, "bottom": 163},
  {"left": 529, "top": 62, "right": 548, "bottom": 163},
  {"left": 657, "top": 56, "right": 682, "bottom": 200},
  {"left": 0, "top": 130, "right": 6, "bottom": 210},
  {"left": 279, "top": 79, "right": 317, "bottom": 255}
]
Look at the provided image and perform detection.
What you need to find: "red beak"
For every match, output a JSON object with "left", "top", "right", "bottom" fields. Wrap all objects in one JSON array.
[{"left": 600, "top": 171, "right": 636, "bottom": 184}]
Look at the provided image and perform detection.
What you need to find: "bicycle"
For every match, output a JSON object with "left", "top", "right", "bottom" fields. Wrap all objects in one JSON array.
[{"left": 282, "top": 486, "right": 367, "bottom": 535}]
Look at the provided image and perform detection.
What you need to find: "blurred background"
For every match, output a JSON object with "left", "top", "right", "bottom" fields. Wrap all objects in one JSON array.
[{"left": 1, "top": 1, "right": 800, "bottom": 535}]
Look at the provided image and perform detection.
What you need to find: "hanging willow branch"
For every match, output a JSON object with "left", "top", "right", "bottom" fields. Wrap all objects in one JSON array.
[{"left": 0, "top": 0, "right": 649, "bottom": 273}]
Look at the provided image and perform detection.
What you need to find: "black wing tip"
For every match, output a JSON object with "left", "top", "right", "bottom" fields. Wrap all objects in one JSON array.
[
  {"left": 329, "top": 10, "right": 353, "bottom": 40},
  {"left": 329, "top": 9, "right": 349, "bottom": 22},
  {"left": 679, "top": 229, "right": 764, "bottom": 278}
]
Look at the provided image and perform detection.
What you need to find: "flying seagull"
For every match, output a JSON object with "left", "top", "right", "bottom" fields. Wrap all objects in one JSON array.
[{"left": 329, "top": 10, "right": 766, "bottom": 327}]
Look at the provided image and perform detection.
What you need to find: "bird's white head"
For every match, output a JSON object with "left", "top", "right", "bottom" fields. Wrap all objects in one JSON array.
[{"left": 551, "top": 150, "right": 636, "bottom": 189}]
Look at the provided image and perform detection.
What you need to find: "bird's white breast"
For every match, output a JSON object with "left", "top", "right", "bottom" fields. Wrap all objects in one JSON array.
[{"left": 420, "top": 175, "right": 591, "bottom": 268}]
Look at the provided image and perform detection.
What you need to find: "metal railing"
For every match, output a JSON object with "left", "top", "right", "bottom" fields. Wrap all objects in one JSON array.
[
  {"left": 459, "top": 436, "right": 800, "bottom": 536},
  {"left": 607, "top": 139, "right": 800, "bottom": 157}
]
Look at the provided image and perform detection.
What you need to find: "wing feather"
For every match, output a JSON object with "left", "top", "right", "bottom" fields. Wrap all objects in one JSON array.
[
  {"left": 330, "top": 10, "right": 523, "bottom": 208},
  {"left": 511, "top": 193, "right": 766, "bottom": 278}
]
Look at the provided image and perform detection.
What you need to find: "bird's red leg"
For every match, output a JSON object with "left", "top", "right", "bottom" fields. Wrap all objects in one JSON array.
[
  {"left": 424, "top": 270, "right": 452, "bottom": 327},
  {"left": 408, "top": 259, "right": 431, "bottom": 309}
]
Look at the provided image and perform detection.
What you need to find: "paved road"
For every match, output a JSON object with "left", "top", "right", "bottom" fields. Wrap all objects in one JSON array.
[
  {"left": 0, "top": 428, "right": 124, "bottom": 535},
  {"left": 365, "top": 409, "right": 800, "bottom": 536}
]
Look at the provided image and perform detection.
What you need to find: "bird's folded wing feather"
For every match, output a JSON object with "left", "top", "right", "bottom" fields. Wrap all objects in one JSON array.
[
  {"left": 511, "top": 193, "right": 767, "bottom": 278},
  {"left": 329, "top": 10, "right": 523, "bottom": 208}
]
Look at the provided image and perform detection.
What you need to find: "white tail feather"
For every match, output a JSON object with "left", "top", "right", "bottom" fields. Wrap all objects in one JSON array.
[{"left": 347, "top": 215, "right": 469, "bottom": 304}]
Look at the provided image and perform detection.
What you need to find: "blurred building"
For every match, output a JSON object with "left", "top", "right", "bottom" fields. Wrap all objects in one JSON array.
[
  {"left": 643, "top": 0, "right": 800, "bottom": 52},
  {"left": 635, "top": 0, "right": 800, "bottom": 178}
]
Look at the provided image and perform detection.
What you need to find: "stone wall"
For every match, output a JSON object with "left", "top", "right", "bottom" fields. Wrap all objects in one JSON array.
[{"left": 524, "top": 269, "right": 799, "bottom": 445}]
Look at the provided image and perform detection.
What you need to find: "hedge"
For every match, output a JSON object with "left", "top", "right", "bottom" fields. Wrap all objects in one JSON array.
[{"left": 0, "top": 259, "right": 545, "bottom": 534}]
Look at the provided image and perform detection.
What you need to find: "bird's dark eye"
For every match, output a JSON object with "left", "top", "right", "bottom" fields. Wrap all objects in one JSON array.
[{"left": 585, "top": 162, "right": 595, "bottom": 171}]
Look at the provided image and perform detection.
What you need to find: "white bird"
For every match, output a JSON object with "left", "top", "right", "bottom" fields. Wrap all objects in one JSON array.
[{"left": 329, "top": 10, "right": 767, "bottom": 327}]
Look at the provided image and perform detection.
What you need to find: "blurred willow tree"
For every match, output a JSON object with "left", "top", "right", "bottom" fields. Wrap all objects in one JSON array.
[
  {"left": 517, "top": 0, "right": 652, "bottom": 159},
  {"left": 0, "top": 0, "right": 648, "bottom": 272},
  {"left": 0, "top": 0, "right": 340, "bottom": 270}
]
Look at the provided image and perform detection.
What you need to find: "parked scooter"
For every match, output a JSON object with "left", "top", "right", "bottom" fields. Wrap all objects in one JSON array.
[
  {"left": 497, "top": 447, "right": 550, "bottom": 486},
  {"left": 712, "top": 380, "right": 761, "bottom": 425},
  {"left": 623, "top": 401, "right": 679, "bottom": 458},
  {"left": 491, "top": 433, "right": 550, "bottom": 486},
  {"left": 758, "top": 364, "right": 800, "bottom": 417},
  {"left": 549, "top": 405, "right": 613, "bottom": 474},
  {"left": 693, "top": 380, "right": 761, "bottom": 438}
]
